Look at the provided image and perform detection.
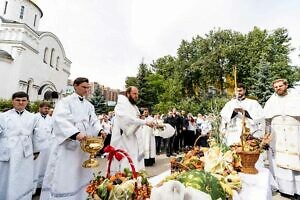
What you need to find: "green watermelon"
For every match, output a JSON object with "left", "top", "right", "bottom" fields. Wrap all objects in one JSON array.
[{"left": 176, "top": 170, "right": 226, "bottom": 200}]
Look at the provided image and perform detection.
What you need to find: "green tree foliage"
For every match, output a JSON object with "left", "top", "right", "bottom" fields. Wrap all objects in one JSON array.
[
  {"left": 0, "top": 99, "right": 13, "bottom": 112},
  {"left": 125, "top": 27, "right": 299, "bottom": 115},
  {"left": 125, "top": 76, "right": 138, "bottom": 88},
  {"left": 135, "top": 62, "right": 152, "bottom": 108},
  {"left": 89, "top": 85, "right": 107, "bottom": 115},
  {"left": 249, "top": 61, "right": 274, "bottom": 106},
  {"left": 0, "top": 99, "right": 47, "bottom": 113}
]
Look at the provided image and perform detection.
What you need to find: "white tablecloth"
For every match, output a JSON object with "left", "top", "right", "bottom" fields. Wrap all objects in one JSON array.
[{"left": 149, "top": 168, "right": 278, "bottom": 200}]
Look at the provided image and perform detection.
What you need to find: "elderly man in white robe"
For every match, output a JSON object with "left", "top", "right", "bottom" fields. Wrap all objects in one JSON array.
[
  {"left": 110, "top": 86, "right": 154, "bottom": 173},
  {"left": 0, "top": 92, "right": 47, "bottom": 200},
  {"left": 264, "top": 78, "right": 300, "bottom": 199},
  {"left": 220, "top": 83, "right": 265, "bottom": 146},
  {"left": 142, "top": 108, "right": 156, "bottom": 166},
  {"left": 40, "top": 77, "right": 106, "bottom": 200},
  {"left": 33, "top": 101, "right": 53, "bottom": 195}
]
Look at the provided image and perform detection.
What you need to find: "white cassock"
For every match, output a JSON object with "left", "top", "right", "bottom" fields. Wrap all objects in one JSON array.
[
  {"left": 143, "top": 116, "right": 156, "bottom": 160},
  {"left": 264, "top": 89, "right": 300, "bottom": 195},
  {"left": 33, "top": 113, "right": 54, "bottom": 193},
  {"left": 40, "top": 93, "right": 101, "bottom": 200},
  {"left": 220, "top": 98, "right": 265, "bottom": 146},
  {"left": 0, "top": 109, "right": 47, "bottom": 200},
  {"left": 110, "top": 95, "right": 146, "bottom": 173}
]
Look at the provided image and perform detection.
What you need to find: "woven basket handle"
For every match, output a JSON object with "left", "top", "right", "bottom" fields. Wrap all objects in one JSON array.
[{"left": 106, "top": 148, "right": 137, "bottom": 179}]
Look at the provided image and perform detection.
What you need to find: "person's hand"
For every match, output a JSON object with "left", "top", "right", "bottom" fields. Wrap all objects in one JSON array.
[
  {"left": 76, "top": 132, "right": 87, "bottom": 141},
  {"left": 146, "top": 121, "right": 154, "bottom": 128},
  {"left": 99, "top": 130, "right": 107, "bottom": 138}
]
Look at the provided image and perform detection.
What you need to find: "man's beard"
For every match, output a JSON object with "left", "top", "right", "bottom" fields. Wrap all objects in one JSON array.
[
  {"left": 276, "top": 89, "right": 288, "bottom": 96},
  {"left": 41, "top": 111, "right": 49, "bottom": 115},
  {"left": 128, "top": 95, "right": 137, "bottom": 105},
  {"left": 237, "top": 94, "right": 245, "bottom": 100}
]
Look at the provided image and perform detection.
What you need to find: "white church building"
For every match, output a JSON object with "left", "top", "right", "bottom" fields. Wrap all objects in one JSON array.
[{"left": 0, "top": 0, "right": 71, "bottom": 101}]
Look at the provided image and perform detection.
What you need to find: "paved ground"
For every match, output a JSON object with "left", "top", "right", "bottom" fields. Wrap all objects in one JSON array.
[{"left": 33, "top": 153, "right": 288, "bottom": 199}]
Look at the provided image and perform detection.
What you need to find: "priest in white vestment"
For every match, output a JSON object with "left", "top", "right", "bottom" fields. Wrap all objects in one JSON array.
[
  {"left": 142, "top": 108, "right": 156, "bottom": 166},
  {"left": 40, "top": 77, "right": 105, "bottom": 200},
  {"left": 110, "top": 86, "right": 154, "bottom": 173},
  {"left": 0, "top": 92, "right": 47, "bottom": 200},
  {"left": 220, "top": 83, "right": 265, "bottom": 146},
  {"left": 33, "top": 102, "right": 54, "bottom": 194},
  {"left": 264, "top": 78, "right": 300, "bottom": 197}
]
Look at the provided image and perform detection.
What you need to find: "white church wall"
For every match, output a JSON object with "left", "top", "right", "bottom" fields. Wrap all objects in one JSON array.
[
  {"left": 0, "top": 0, "right": 42, "bottom": 31},
  {"left": 0, "top": 0, "right": 71, "bottom": 101}
]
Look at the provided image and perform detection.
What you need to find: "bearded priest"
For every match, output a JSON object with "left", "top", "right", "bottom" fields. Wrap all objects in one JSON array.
[
  {"left": 220, "top": 83, "right": 265, "bottom": 146},
  {"left": 264, "top": 78, "right": 300, "bottom": 198},
  {"left": 110, "top": 86, "right": 154, "bottom": 173}
]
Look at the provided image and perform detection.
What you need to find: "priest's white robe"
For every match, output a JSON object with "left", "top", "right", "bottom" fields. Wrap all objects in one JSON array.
[
  {"left": 40, "top": 93, "right": 101, "bottom": 200},
  {"left": 0, "top": 109, "right": 47, "bottom": 200},
  {"left": 264, "top": 89, "right": 300, "bottom": 195},
  {"left": 143, "top": 116, "right": 156, "bottom": 160},
  {"left": 220, "top": 98, "right": 265, "bottom": 146},
  {"left": 110, "top": 95, "right": 146, "bottom": 173},
  {"left": 33, "top": 113, "right": 54, "bottom": 193}
]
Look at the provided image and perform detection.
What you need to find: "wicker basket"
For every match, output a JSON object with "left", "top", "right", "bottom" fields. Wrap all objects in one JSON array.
[
  {"left": 237, "top": 151, "right": 260, "bottom": 174},
  {"left": 88, "top": 146, "right": 151, "bottom": 200},
  {"left": 170, "top": 160, "right": 190, "bottom": 173}
]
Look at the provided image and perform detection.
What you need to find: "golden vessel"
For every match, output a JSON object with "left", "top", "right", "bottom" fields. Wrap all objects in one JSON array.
[{"left": 80, "top": 136, "right": 104, "bottom": 168}]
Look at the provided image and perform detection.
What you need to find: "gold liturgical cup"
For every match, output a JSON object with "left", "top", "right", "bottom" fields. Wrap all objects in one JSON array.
[{"left": 80, "top": 136, "right": 104, "bottom": 168}]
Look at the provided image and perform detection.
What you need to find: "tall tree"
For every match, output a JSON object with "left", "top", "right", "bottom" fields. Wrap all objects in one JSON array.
[
  {"left": 135, "top": 61, "right": 152, "bottom": 108},
  {"left": 249, "top": 61, "right": 273, "bottom": 105},
  {"left": 125, "top": 76, "right": 138, "bottom": 88},
  {"left": 89, "top": 85, "right": 107, "bottom": 115}
]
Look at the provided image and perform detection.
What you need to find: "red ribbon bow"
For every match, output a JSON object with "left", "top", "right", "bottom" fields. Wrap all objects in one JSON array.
[{"left": 104, "top": 145, "right": 124, "bottom": 161}]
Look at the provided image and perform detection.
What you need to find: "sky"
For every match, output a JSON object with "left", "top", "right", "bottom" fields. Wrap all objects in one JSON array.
[{"left": 37, "top": 0, "right": 300, "bottom": 89}]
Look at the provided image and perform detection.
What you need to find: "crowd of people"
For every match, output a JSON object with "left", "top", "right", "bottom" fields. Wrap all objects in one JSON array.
[{"left": 0, "top": 77, "right": 299, "bottom": 199}]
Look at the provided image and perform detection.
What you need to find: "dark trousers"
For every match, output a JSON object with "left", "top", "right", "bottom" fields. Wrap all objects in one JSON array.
[
  {"left": 184, "top": 130, "right": 195, "bottom": 147},
  {"left": 155, "top": 136, "right": 162, "bottom": 154},
  {"left": 99, "top": 134, "right": 111, "bottom": 154},
  {"left": 173, "top": 132, "right": 179, "bottom": 153},
  {"left": 166, "top": 135, "right": 175, "bottom": 156}
]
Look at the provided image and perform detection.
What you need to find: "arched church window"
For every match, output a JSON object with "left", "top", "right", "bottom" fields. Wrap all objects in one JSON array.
[
  {"left": 50, "top": 48, "right": 55, "bottom": 67},
  {"left": 56, "top": 56, "right": 60, "bottom": 71},
  {"left": 43, "top": 47, "right": 48, "bottom": 63},
  {"left": 26, "top": 79, "right": 33, "bottom": 98},
  {"left": 33, "top": 14, "right": 37, "bottom": 27},
  {"left": 20, "top": 6, "right": 24, "bottom": 19},
  {"left": 3, "top": 1, "right": 8, "bottom": 15}
]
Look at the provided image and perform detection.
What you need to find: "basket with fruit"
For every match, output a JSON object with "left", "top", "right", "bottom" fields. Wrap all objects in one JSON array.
[
  {"left": 86, "top": 146, "right": 151, "bottom": 200},
  {"left": 230, "top": 109, "right": 271, "bottom": 174},
  {"left": 170, "top": 146, "right": 205, "bottom": 173}
]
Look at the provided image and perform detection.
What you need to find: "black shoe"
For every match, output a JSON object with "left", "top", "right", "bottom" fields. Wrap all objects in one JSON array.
[{"left": 166, "top": 154, "right": 171, "bottom": 157}]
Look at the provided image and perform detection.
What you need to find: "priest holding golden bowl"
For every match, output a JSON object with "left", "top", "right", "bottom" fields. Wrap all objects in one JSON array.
[{"left": 40, "top": 77, "right": 106, "bottom": 200}]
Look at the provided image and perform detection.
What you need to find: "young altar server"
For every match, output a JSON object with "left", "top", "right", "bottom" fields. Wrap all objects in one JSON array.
[{"left": 0, "top": 92, "right": 47, "bottom": 200}]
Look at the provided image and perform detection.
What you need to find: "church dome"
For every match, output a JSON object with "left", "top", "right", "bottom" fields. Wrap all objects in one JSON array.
[{"left": 0, "top": 0, "right": 43, "bottom": 31}]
